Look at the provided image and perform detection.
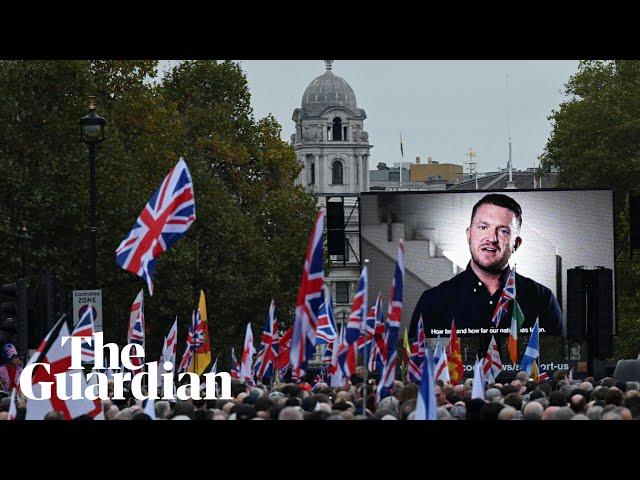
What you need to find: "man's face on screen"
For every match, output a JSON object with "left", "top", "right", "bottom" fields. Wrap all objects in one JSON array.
[{"left": 466, "top": 203, "right": 521, "bottom": 274}]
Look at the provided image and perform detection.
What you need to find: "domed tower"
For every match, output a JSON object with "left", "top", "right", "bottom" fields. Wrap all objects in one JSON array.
[
  {"left": 292, "top": 61, "right": 372, "bottom": 193},
  {"left": 292, "top": 61, "right": 372, "bottom": 333}
]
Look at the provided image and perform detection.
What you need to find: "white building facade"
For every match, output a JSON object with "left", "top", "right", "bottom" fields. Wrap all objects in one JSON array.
[{"left": 291, "top": 61, "right": 372, "bottom": 325}]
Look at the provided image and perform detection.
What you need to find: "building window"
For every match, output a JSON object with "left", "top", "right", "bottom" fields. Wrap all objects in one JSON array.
[
  {"left": 310, "top": 162, "right": 315, "bottom": 185},
  {"left": 332, "top": 117, "right": 342, "bottom": 141},
  {"left": 332, "top": 161, "right": 343, "bottom": 185},
  {"left": 335, "top": 282, "right": 350, "bottom": 304},
  {"left": 343, "top": 125, "right": 348, "bottom": 141}
]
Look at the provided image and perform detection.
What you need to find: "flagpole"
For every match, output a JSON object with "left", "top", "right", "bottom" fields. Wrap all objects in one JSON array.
[
  {"left": 399, "top": 133, "right": 404, "bottom": 189},
  {"left": 361, "top": 259, "right": 370, "bottom": 416}
]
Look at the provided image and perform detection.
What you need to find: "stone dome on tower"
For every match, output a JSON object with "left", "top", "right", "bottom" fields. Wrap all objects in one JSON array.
[
  {"left": 291, "top": 60, "right": 372, "bottom": 196},
  {"left": 300, "top": 60, "right": 359, "bottom": 117}
]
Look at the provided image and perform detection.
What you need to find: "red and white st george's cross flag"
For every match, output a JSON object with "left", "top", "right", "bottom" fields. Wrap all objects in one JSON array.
[{"left": 25, "top": 317, "right": 103, "bottom": 420}]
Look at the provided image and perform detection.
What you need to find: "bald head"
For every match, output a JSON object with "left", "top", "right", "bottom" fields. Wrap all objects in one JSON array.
[
  {"left": 523, "top": 401, "right": 543, "bottom": 420},
  {"left": 542, "top": 406, "right": 559, "bottom": 420}
]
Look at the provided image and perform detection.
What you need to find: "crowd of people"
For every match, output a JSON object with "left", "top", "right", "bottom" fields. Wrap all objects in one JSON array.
[{"left": 1, "top": 368, "right": 639, "bottom": 420}]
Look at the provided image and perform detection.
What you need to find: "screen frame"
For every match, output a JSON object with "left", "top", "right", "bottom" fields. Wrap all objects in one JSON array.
[{"left": 357, "top": 187, "right": 618, "bottom": 338}]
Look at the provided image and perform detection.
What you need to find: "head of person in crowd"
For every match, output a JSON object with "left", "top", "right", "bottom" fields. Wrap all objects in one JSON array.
[
  {"left": 523, "top": 401, "right": 543, "bottom": 420},
  {"left": 580, "top": 381, "right": 594, "bottom": 393},
  {"left": 548, "top": 390, "right": 567, "bottom": 407},
  {"left": 236, "top": 405, "right": 257, "bottom": 421},
  {"left": 399, "top": 383, "right": 419, "bottom": 403},
  {"left": 114, "top": 409, "right": 133, "bottom": 421},
  {"left": 44, "top": 410, "right": 65, "bottom": 420},
  {"left": 498, "top": 405, "right": 518, "bottom": 420},
  {"left": 450, "top": 403, "right": 467, "bottom": 420},
  {"left": 479, "top": 402, "right": 504, "bottom": 421},
  {"left": 571, "top": 414, "right": 589, "bottom": 420},
  {"left": 435, "top": 385, "right": 450, "bottom": 406},
  {"left": 154, "top": 400, "right": 171, "bottom": 420},
  {"left": 586, "top": 405, "right": 603, "bottom": 421},
  {"left": 515, "top": 371, "right": 529, "bottom": 385},
  {"left": 553, "top": 406, "right": 575, "bottom": 420},
  {"left": 504, "top": 392, "right": 523, "bottom": 411},
  {"left": 392, "top": 381, "right": 404, "bottom": 399},
  {"left": 542, "top": 405, "right": 562, "bottom": 420},
  {"left": 485, "top": 388, "right": 502, "bottom": 403},
  {"left": 278, "top": 406, "right": 303, "bottom": 420},
  {"left": 600, "top": 377, "right": 615, "bottom": 388},
  {"left": 536, "top": 382, "right": 552, "bottom": 397},
  {"left": 437, "top": 406, "right": 452, "bottom": 420},
  {"left": 604, "top": 388, "right": 623, "bottom": 406},
  {"left": 466, "top": 398, "right": 486, "bottom": 421},
  {"left": 500, "top": 384, "right": 518, "bottom": 397},
  {"left": 399, "top": 399, "right": 417, "bottom": 421},
  {"left": 569, "top": 394, "right": 587, "bottom": 415}
]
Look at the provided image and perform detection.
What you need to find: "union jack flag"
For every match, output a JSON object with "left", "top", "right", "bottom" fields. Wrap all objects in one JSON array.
[
  {"left": 346, "top": 265, "right": 368, "bottom": 345},
  {"left": 407, "top": 315, "right": 426, "bottom": 383},
  {"left": 316, "top": 288, "right": 337, "bottom": 346},
  {"left": 177, "top": 316, "right": 198, "bottom": 374},
  {"left": 4, "top": 343, "right": 18, "bottom": 361},
  {"left": 230, "top": 347, "right": 240, "bottom": 379},
  {"left": 337, "top": 331, "right": 357, "bottom": 379},
  {"left": 322, "top": 336, "right": 334, "bottom": 364},
  {"left": 126, "top": 290, "right": 145, "bottom": 371},
  {"left": 358, "top": 290, "right": 379, "bottom": 366},
  {"left": 329, "top": 325, "right": 346, "bottom": 388},
  {"left": 177, "top": 341, "right": 193, "bottom": 375},
  {"left": 274, "top": 327, "right": 292, "bottom": 372},
  {"left": 72, "top": 305, "right": 96, "bottom": 364},
  {"left": 254, "top": 300, "right": 279, "bottom": 383},
  {"left": 367, "top": 292, "right": 386, "bottom": 373},
  {"left": 190, "top": 310, "right": 206, "bottom": 352},
  {"left": 290, "top": 210, "right": 325, "bottom": 380},
  {"left": 116, "top": 158, "right": 196, "bottom": 295},
  {"left": 491, "top": 264, "right": 517, "bottom": 327},
  {"left": 377, "top": 240, "right": 404, "bottom": 402}
]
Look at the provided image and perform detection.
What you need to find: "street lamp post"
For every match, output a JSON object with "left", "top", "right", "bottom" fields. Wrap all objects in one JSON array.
[
  {"left": 79, "top": 96, "right": 106, "bottom": 289},
  {"left": 18, "top": 222, "right": 32, "bottom": 279}
]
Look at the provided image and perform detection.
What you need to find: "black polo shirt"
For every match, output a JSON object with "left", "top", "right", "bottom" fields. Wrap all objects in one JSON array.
[{"left": 409, "top": 263, "right": 564, "bottom": 342}]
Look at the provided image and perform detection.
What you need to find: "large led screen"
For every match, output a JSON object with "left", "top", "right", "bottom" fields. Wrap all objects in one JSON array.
[{"left": 360, "top": 189, "right": 615, "bottom": 344}]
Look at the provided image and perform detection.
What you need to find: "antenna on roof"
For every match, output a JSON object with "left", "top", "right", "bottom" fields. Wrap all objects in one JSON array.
[{"left": 505, "top": 74, "right": 516, "bottom": 189}]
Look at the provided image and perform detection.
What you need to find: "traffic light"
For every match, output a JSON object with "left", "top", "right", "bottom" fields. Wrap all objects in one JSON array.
[
  {"left": 38, "top": 268, "right": 59, "bottom": 341},
  {"left": 1, "top": 278, "right": 28, "bottom": 359}
]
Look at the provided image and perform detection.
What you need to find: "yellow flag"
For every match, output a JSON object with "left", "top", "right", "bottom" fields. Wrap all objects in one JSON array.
[
  {"left": 401, "top": 328, "right": 412, "bottom": 380},
  {"left": 530, "top": 359, "right": 539, "bottom": 382},
  {"left": 188, "top": 290, "right": 212, "bottom": 376}
]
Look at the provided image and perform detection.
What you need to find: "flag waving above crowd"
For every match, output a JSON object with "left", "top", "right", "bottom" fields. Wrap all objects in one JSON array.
[
  {"left": 290, "top": 210, "right": 325, "bottom": 380},
  {"left": 116, "top": 158, "right": 196, "bottom": 295}
]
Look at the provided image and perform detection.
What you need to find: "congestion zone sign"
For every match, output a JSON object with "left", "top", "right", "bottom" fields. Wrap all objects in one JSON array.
[{"left": 72, "top": 289, "right": 103, "bottom": 333}]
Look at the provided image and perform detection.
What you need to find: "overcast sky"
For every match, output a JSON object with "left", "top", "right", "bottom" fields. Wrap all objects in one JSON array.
[{"left": 161, "top": 60, "right": 580, "bottom": 173}]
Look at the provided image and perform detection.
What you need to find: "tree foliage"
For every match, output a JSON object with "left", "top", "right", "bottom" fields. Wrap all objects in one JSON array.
[
  {"left": 0, "top": 60, "right": 316, "bottom": 365},
  {"left": 541, "top": 60, "right": 640, "bottom": 359}
]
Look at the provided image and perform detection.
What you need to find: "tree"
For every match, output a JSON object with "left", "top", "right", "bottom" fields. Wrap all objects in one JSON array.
[
  {"left": 0, "top": 60, "right": 317, "bottom": 365},
  {"left": 158, "top": 61, "right": 316, "bottom": 366},
  {"left": 541, "top": 60, "right": 640, "bottom": 359}
]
